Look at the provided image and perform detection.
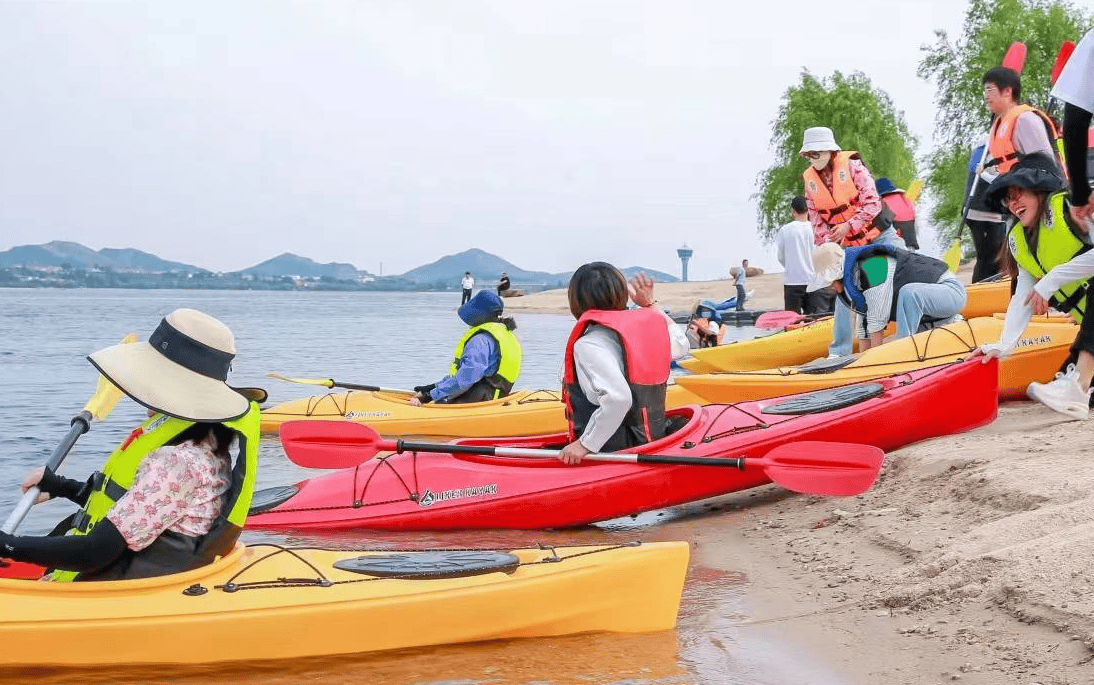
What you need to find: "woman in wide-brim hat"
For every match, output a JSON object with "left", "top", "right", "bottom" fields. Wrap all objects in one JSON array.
[
  {"left": 980, "top": 152, "right": 1094, "bottom": 419},
  {"left": 0, "top": 308, "right": 265, "bottom": 581}
]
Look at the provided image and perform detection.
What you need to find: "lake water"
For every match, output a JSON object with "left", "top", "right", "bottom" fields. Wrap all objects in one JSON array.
[{"left": 0, "top": 288, "right": 823, "bottom": 685}]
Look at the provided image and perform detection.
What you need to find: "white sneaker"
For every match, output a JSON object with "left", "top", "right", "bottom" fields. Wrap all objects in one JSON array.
[{"left": 1027, "top": 364, "right": 1092, "bottom": 419}]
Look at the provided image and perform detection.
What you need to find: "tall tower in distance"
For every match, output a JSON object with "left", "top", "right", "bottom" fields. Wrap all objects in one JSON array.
[{"left": 676, "top": 244, "right": 693, "bottom": 282}]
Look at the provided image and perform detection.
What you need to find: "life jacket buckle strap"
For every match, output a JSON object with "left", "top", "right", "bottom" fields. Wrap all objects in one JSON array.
[
  {"left": 90, "top": 471, "right": 128, "bottom": 501},
  {"left": 72, "top": 510, "right": 91, "bottom": 533}
]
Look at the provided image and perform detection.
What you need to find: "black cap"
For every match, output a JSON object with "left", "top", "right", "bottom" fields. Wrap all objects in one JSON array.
[{"left": 985, "top": 152, "right": 1066, "bottom": 214}]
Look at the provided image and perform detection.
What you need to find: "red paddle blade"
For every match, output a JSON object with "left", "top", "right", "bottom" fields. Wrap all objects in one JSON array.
[
  {"left": 0, "top": 561, "right": 45, "bottom": 580},
  {"left": 279, "top": 420, "right": 392, "bottom": 468},
  {"left": 1002, "top": 41, "right": 1027, "bottom": 74},
  {"left": 1051, "top": 40, "right": 1076, "bottom": 85},
  {"left": 755, "top": 311, "right": 804, "bottom": 330},
  {"left": 755, "top": 441, "right": 884, "bottom": 497}
]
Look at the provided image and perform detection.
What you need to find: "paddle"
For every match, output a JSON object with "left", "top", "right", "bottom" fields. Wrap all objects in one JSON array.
[
  {"left": 1045, "top": 40, "right": 1076, "bottom": 117},
  {"left": 754, "top": 311, "right": 830, "bottom": 330},
  {"left": 279, "top": 420, "right": 885, "bottom": 497},
  {"left": 943, "top": 40, "right": 1028, "bottom": 272},
  {"left": 266, "top": 372, "right": 417, "bottom": 396},
  {"left": 1, "top": 334, "right": 135, "bottom": 535}
]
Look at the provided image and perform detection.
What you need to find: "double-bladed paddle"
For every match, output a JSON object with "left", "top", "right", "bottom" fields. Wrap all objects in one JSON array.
[
  {"left": 266, "top": 372, "right": 417, "bottom": 396},
  {"left": 279, "top": 420, "right": 885, "bottom": 497},
  {"left": 1, "top": 334, "right": 135, "bottom": 535}
]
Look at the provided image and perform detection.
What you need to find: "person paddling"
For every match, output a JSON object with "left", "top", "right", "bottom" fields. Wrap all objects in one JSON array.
[
  {"left": 558, "top": 263, "right": 689, "bottom": 464},
  {"left": 411, "top": 290, "right": 522, "bottom": 405},
  {"left": 0, "top": 309, "right": 262, "bottom": 580},
  {"left": 806, "top": 242, "right": 965, "bottom": 352},
  {"left": 980, "top": 153, "right": 1094, "bottom": 419}
]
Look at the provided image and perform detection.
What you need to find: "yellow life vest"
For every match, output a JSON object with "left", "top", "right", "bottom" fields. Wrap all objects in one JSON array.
[
  {"left": 52, "top": 402, "right": 261, "bottom": 581},
  {"left": 1008, "top": 191, "right": 1091, "bottom": 322},
  {"left": 448, "top": 322, "right": 522, "bottom": 400}
]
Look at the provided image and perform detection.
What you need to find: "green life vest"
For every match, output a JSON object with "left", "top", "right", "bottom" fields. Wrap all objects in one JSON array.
[
  {"left": 52, "top": 402, "right": 261, "bottom": 581},
  {"left": 1008, "top": 191, "right": 1092, "bottom": 323},
  {"left": 447, "top": 322, "right": 522, "bottom": 401}
]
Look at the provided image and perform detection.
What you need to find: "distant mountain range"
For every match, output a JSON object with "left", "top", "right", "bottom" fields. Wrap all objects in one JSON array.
[{"left": 0, "top": 241, "right": 678, "bottom": 288}]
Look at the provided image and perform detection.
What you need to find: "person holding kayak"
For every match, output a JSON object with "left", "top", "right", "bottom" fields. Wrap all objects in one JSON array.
[
  {"left": 1050, "top": 28, "right": 1094, "bottom": 228},
  {"left": 0, "top": 308, "right": 262, "bottom": 580},
  {"left": 800, "top": 126, "right": 904, "bottom": 358},
  {"left": 806, "top": 242, "right": 965, "bottom": 352},
  {"left": 410, "top": 290, "right": 522, "bottom": 406},
  {"left": 558, "top": 263, "right": 689, "bottom": 464},
  {"left": 980, "top": 152, "right": 1094, "bottom": 419}
]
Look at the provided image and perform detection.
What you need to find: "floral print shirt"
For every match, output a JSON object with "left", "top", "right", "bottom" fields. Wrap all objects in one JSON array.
[
  {"left": 106, "top": 437, "right": 232, "bottom": 551},
  {"left": 808, "top": 157, "right": 884, "bottom": 245}
]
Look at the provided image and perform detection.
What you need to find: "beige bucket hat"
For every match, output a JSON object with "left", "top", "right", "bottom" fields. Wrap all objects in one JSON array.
[
  {"left": 87, "top": 308, "right": 250, "bottom": 422},
  {"left": 799, "top": 127, "right": 841, "bottom": 155},
  {"left": 806, "top": 242, "right": 846, "bottom": 292}
]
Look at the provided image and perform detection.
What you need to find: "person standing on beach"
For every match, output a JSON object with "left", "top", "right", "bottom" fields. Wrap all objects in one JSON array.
[
  {"left": 497, "top": 272, "right": 511, "bottom": 296},
  {"left": 1050, "top": 28, "right": 1094, "bottom": 228},
  {"left": 964, "top": 136, "right": 1008, "bottom": 282},
  {"left": 733, "top": 260, "right": 748, "bottom": 311},
  {"left": 776, "top": 196, "right": 817, "bottom": 314},
  {"left": 460, "top": 272, "right": 474, "bottom": 306},
  {"left": 800, "top": 126, "right": 904, "bottom": 357}
]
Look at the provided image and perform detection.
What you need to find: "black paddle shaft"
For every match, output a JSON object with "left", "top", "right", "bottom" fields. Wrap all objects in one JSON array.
[{"left": 395, "top": 439, "right": 747, "bottom": 469}]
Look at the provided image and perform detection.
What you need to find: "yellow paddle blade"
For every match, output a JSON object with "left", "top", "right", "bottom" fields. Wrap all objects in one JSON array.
[
  {"left": 942, "top": 240, "right": 961, "bottom": 272},
  {"left": 266, "top": 372, "right": 335, "bottom": 388},
  {"left": 83, "top": 333, "right": 136, "bottom": 420},
  {"left": 905, "top": 179, "right": 924, "bottom": 203}
]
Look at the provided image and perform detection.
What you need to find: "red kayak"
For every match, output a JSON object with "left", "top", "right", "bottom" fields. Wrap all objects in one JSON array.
[{"left": 248, "top": 357, "right": 998, "bottom": 531}]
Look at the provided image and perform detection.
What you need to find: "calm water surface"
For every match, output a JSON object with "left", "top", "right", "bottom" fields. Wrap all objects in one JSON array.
[{"left": 0, "top": 288, "right": 832, "bottom": 685}]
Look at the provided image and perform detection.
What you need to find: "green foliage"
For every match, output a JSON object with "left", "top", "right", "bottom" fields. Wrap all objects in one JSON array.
[
  {"left": 918, "top": 0, "right": 1091, "bottom": 238},
  {"left": 754, "top": 71, "right": 918, "bottom": 241}
]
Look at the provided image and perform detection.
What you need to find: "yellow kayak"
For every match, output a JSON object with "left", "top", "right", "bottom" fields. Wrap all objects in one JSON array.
[
  {"left": 261, "top": 385, "right": 708, "bottom": 438},
  {"left": 675, "top": 317, "right": 1076, "bottom": 402},
  {"left": 680, "top": 280, "right": 1013, "bottom": 374},
  {"left": 0, "top": 541, "right": 688, "bottom": 668}
]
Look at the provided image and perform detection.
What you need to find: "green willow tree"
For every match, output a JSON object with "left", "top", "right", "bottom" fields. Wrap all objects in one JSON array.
[
  {"left": 754, "top": 70, "right": 917, "bottom": 242},
  {"left": 918, "top": 0, "right": 1090, "bottom": 242}
]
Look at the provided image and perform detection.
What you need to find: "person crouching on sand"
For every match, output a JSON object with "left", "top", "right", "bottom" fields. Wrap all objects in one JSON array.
[
  {"left": 558, "top": 263, "right": 689, "bottom": 464},
  {"left": 980, "top": 152, "right": 1094, "bottom": 419}
]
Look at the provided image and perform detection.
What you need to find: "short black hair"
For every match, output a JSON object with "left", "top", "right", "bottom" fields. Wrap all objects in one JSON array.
[
  {"left": 567, "top": 262, "right": 628, "bottom": 318},
  {"left": 983, "top": 67, "right": 1021, "bottom": 103},
  {"left": 791, "top": 195, "right": 808, "bottom": 214}
]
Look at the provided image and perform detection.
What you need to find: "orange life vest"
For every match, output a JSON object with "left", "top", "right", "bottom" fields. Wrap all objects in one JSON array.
[
  {"left": 987, "top": 104, "right": 1061, "bottom": 174},
  {"left": 802, "top": 151, "right": 879, "bottom": 247}
]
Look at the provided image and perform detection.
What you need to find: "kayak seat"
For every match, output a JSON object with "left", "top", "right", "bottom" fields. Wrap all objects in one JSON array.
[
  {"left": 760, "top": 382, "right": 886, "bottom": 415},
  {"left": 796, "top": 354, "right": 859, "bottom": 374}
]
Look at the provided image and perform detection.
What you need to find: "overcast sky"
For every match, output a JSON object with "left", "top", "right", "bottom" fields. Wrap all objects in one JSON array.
[{"left": 0, "top": 0, "right": 973, "bottom": 280}]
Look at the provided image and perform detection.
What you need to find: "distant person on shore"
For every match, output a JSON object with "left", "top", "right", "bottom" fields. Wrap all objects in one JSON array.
[
  {"left": 732, "top": 260, "right": 748, "bottom": 311},
  {"left": 806, "top": 242, "right": 965, "bottom": 352},
  {"left": 875, "top": 178, "right": 919, "bottom": 251},
  {"left": 460, "top": 272, "right": 474, "bottom": 306},
  {"left": 558, "top": 264, "right": 689, "bottom": 464},
  {"left": 410, "top": 290, "right": 521, "bottom": 406},
  {"left": 497, "top": 272, "right": 511, "bottom": 296},
  {"left": 776, "top": 195, "right": 818, "bottom": 314}
]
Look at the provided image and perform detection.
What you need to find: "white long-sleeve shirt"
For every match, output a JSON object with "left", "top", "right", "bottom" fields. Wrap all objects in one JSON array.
[
  {"left": 989, "top": 248, "right": 1094, "bottom": 355},
  {"left": 776, "top": 219, "right": 815, "bottom": 286},
  {"left": 570, "top": 310, "right": 689, "bottom": 452}
]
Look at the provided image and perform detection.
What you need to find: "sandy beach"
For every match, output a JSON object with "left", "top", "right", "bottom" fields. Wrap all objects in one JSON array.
[{"left": 512, "top": 263, "right": 1094, "bottom": 683}]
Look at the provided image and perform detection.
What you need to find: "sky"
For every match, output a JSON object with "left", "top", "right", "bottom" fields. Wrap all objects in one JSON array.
[{"left": 0, "top": 0, "right": 975, "bottom": 280}]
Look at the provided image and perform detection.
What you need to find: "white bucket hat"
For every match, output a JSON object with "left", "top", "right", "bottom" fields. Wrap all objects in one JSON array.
[
  {"left": 806, "top": 242, "right": 846, "bottom": 292},
  {"left": 800, "top": 127, "right": 842, "bottom": 155},
  {"left": 88, "top": 308, "right": 250, "bottom": 422}
]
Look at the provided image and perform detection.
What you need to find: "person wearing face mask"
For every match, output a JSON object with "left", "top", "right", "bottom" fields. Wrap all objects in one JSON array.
[{"left": 800, "top": 126, "right": 905, "bottom": 357}]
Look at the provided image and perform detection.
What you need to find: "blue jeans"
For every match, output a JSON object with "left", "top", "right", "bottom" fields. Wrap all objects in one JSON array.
[
  {"left": 894, "top": 277, "right": 966, "bottom": 338},
  {"left": 828, "top": 228, "right": 906, "bottom": 357}
]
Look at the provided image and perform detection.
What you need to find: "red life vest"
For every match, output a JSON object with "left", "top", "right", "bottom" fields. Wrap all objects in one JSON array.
[
  {"left": 802, "top": 151, "right": 880, "bottom": 247},
  {"left": 562, "top": 308, "right": 670, "bottom": 452}
]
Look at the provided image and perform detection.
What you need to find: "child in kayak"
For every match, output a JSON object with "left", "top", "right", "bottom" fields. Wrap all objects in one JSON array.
[
  {"left": 980, "top": 152, "right": 1094, "bottom": 419},
  {"left": 0, "top": 308, "right": 263, "bottom": 580},
  {"left": 410, "top": 290, "right": 522, "bottom": 405},
  {"left": 559, "top": 263, "right": 689, "bottom": 464}
]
